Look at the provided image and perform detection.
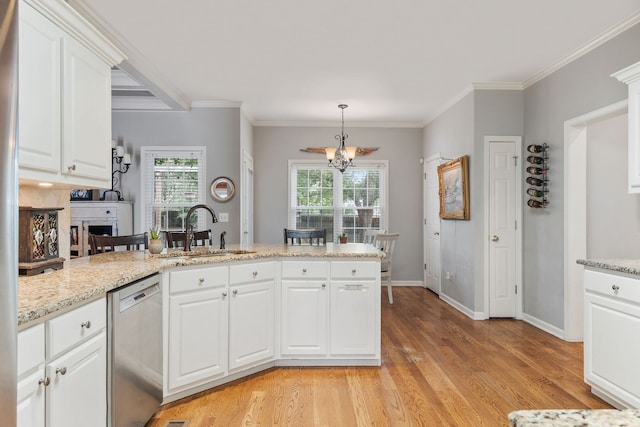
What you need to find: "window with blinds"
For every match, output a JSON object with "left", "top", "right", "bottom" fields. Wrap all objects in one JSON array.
[
  {"left": 141, "top": 147, "right": 206, "bottom": 233},
  {"left": 288, "top": 160, "right": 388, "bottom": 243}
]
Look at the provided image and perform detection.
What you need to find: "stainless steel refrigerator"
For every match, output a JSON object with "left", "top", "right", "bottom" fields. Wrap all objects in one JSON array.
[{"left": 0, "top": 0, "right": 19, "bottom": 425}]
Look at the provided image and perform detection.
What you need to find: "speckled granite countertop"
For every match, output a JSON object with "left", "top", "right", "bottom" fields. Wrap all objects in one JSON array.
[
  {"left": 509, "top": 409, "right": 640, "bottom": 426},
  {"left": 577, "top": 259, "right": 640, "bottom": 276},
  {"left": 18, "top": 243, "right": 381, "bottom": 328}
]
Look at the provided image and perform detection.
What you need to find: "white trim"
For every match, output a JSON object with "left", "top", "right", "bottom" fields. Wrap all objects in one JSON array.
[
  {"left": 112, "top": 96, "right": 173, "bottom": 111},
  {"left": 483, "top": 136, "right": 523, "bottom": 320},
  {"left": 523, "top": 12, "right": 640, "bottom": 89},
  {"left": 254, "top": 120, "right": 424, "bottom": 128},
  {"left": 563, "top": 100, "right": 628, "bottom": 342},
  {"left": 612, "top": 60, "right": 640, "bottom": 84},
  {"left": 439, "top": 293, "right": 486, "bottom": 320},
  {"left": 191, "top": 101, "right": 244, "bottom": 108},
  {"left": 522, "top": 314, "right": 565, "bottom": 340},
  {"left": 389, "top": 280, "right": 424, "bottom": 287}
]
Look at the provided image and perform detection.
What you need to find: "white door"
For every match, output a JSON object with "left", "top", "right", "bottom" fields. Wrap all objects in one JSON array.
[
  {"left": 488, "top": 140, "right": 518, "bottom": 317},
  {"left": 424, "top": 156, "right": 441, "bottom": 293},
  {"left": 241, "top": 152, "right": 254, "bottom": 247}
]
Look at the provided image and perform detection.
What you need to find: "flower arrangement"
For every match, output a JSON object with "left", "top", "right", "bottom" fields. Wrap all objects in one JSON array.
[{"left": 149, "top": 226, "right": 161, "bottom": 240}]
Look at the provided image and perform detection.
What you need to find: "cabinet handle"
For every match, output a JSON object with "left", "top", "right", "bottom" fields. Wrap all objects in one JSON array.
[
  {"left": 38, "top": 377, "right": 50, "bottom": 387},
  {"left": 302, "top": 268, "right": 307, "bottom": 273},
  {"left": 67, "top": 164, "right": 76, "bottom": 172},
  {"left": 56, "top": 367, "right": 67, "bottom": 376},
  {"left": 222, "top": 291, "right": 227, "bottom": 297},
  {"left": 81, "top": 321, "right": 91, "bottom": 329},
  {"left": 612, "top": 284, "right": 620, "bottom": 292},
  {"left": 233, "top": 289, "right": 238, "bottom": 295},
  {"left": 322, "top": 283, "right": 326, "bottom": 288},
  {"left": 198, "top": 277, "right": 205, "bottom": 283},
  {"left": 252, "top": 271, "right": 258, "bottom": 278},
  {"left": 345, "top": 284, "right": 363, "bottom": 290}
]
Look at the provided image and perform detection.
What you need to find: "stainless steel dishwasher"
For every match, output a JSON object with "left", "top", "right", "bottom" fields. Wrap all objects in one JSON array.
[{"left": 108, "top": 273, "right": 163, "bottom": 427}]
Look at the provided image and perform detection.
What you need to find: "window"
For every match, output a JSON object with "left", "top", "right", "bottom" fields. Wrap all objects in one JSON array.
[
  {"left": 141, "top": 147, "right": 206, "bottom": 233},
  {"left": 289, "top": 160, "right": 388, "bottom": 243}
]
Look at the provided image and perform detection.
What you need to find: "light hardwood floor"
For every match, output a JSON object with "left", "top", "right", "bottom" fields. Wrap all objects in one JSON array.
[{"left": 147, "top": 287, "right": 610, "bottom": 426}]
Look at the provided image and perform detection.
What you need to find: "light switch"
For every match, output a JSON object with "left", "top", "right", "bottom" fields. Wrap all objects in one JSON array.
[{"left": 219, "top": 212, "right": 229, "bottom": 222}]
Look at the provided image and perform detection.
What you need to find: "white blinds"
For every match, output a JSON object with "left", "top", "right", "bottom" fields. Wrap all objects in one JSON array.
[
  {"left": 141, "top": 147, "right": 206, "bottom": 233},
  {"left": 288, "top": 160, "right": 388, "bottom": 243}
]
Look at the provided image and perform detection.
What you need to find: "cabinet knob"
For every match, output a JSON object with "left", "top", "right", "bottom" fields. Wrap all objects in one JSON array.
[
  {"left": 56, "top": 367, "right": 67, "bottom": 376},
  {"left": 302, "top": 268, "right": 307, "bottom": 273},
  {"left": 67, "top": 164, "right": 76, "bottom": 171},
  {"left": 222, "top": 292, "right": 227, "bottom": 297},
  {"left": 322, "top": 283, "right": 326, "bottom": 288},
  {"left": 612, "top": 284, "right": 620, "bottom": 292},
  {"left": 38, "top": 377, "right": 50, "bottom": 387},
  {"left": 252, "top": 271, "right": 258, "bottom": 278},
  {"left": 81, "top": 321, "right": 91, "bottom": 329},
  {"left": 352, "top": 269, "right": 357, "bottom": 274},
  {"left": 198, "top": 277, "right": 205, "bottom": 283},
  {"left": 233, "top": 289, "right": 238, "bottom": 295}
]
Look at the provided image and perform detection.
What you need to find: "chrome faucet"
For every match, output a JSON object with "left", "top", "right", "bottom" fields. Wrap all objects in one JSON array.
[{"left": 184, "top": 204, "right": 218, "bottom": 251}]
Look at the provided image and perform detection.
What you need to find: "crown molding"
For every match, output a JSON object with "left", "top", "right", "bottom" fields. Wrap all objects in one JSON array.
[
  {"left": 67, "top": 0, "right": 191, "bottom": 111},
  {"left": 523, "top": 11, "right": 640, "bottom": 89},
  {"left": 612, "top": 60, "right": 640, "bottom": 84},
  {"left": 190, "top": 101, "right": 243, "bottom": 108},
  {"left": 112, "top": 96, "right": 173, "bottom": 111}
]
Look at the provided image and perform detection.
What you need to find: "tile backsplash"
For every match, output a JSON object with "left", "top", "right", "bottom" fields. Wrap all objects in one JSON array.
[{"left": 19, "top": 187, "right": 70, "bottom": 267}]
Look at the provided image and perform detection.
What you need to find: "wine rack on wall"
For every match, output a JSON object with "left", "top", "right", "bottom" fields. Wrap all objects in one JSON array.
[{"left": 525, "top": 143, "right": 548, "bottom": 208}]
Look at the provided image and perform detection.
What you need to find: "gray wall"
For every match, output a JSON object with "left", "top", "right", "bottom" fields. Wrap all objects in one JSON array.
[
  {"left": 111, "top": 107, "right": 242, "bottom": 245},
  {"left": 523, "top": 23, "right": 640, "bottom": 329},
  {"left": 422, "top": 90, "right": 524, "bottom": 312},
  {"left": 254, "top": 125, "right": 424, "bottom": 282}
]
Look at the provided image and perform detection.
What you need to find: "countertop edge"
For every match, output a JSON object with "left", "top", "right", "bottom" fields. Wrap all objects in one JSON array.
[{"left": 577, "top": 259, "right": 640, "bottom": 276}]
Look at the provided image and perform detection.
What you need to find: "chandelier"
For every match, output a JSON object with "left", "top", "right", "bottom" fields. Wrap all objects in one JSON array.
[{"left": 325, "top": 104, "right": 357, "bottom": 173}]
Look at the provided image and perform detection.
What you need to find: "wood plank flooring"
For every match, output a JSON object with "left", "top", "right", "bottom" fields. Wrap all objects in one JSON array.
[{"left": 146, "top": 287, "right": 610, "bottom": 426}]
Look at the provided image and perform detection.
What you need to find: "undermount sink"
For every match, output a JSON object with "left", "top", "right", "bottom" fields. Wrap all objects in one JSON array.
[{"left": 158, "top": 248, "right": 257, "bottom": 259}]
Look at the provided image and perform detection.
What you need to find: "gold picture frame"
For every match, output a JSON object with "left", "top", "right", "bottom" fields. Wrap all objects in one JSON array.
[{"left": 438, "top": 155, "right": 470, "bottom": 220}]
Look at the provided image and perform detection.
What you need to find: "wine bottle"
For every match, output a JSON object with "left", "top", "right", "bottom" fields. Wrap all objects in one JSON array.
[
  {"left": 526, "top": 177, "right": 546, "bottom": 186},
  {"left": 527, "top": 155, "right": 544, "bottom": 165},
  {"left": 527, "top": 188, "right": 545, "bottom": 197},
  {"left": 527, "top": 144, "right": 547, "bottom": 153},
  {"left": 526, "top": 166, "right": 548, "bottom": 175},
  {"left": 527, "top": 199, "right": 548, "bottom": 208}
]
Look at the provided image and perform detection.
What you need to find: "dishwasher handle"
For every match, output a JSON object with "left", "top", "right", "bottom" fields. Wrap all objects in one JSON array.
[{"left": 119, "top": 284, "right": 160, "bottom": 313}]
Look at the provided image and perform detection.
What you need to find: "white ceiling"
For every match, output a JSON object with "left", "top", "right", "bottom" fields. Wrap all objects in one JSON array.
[{"left": 76, "top": 0, "right": 640, "bottom": 126}]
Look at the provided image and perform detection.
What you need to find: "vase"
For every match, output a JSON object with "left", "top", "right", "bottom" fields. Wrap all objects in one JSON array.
[
  {"left": 149, "top": 239, "right": 163, "bottom": 254},
  {"left": 339, "top": 236, "right": 347, "bottom": 244}
]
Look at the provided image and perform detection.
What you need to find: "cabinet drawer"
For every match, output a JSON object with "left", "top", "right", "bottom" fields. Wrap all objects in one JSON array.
[
  {"left": 282, "top": 260, "right": 328, "bottom": 279},
  {"left": 331, "top": 261, "right": 378, "bottom": 279},
  {"left": 230, "top": 261, "right": 275, "bottom": 285},
  {"left": 18, "top": 323, "right": 45, "bottom": 376},
  {"left": 169, "top": 265, "right": 228, "bottom": 294},
  {"left": 584, "top": 270, "right": 640, "bottom": 304},
  {"left": 48, "top": 298, "right": 105, "bottom": 358}
]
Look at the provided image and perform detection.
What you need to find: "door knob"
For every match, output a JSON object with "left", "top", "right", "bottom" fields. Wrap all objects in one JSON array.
[{"left": 491, "top": 235, "right": 499, "bottom": 242}]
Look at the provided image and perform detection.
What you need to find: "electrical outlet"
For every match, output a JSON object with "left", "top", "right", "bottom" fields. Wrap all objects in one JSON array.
[{"left": 219, "top": 212, "right": 229, "bottom": 222}]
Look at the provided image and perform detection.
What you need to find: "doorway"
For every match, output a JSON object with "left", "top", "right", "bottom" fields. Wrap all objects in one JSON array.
[
  {"left": 484, "top": 136, "right": 523, "bottom": 318},
  {"left": 423, "top": 154, "right": 441, "bottom": 294}
]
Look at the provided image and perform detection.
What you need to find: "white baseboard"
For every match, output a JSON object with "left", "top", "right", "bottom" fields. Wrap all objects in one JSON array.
[
  {"left": 439, "top": 293, "right": 485, "bottom": 320},
  {"left": 522, "top": 313, "right": 565, "bottom": 340},
  {"left": 388, "top": 280, "right": 424, "bottom": 287}
]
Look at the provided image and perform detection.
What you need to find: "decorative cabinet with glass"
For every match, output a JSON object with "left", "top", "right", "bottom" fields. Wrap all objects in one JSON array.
[{"left": 19, "top": 207, "right": 64, "bottom": 276}]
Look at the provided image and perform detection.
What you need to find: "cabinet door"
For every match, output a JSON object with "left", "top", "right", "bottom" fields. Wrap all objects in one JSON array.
[
  {"left": 168, "top": 288, "right": 228, "bottom": 392},
  {"left": 18, "top": 3, "right": 62, "bottom": 174},
  {"left": 585, "top": 291, "right": 640, "bottom": 407},
  {"left": 17, "top": 367, "right": 46, "bottom": 427},
  {"left": 281, "top": 280, "right": 328, "bottom": 356},
  {"left": 62, "top": 35, "right": 112, "bottom": 183},
  {"left": 330, "top": 281, "right": 378, "bottom": 356},
  {"left": 229, "top": 281, "right": 274, "bottom": 370},
  {"left": 47, "top": 332, "right": 106, "bottom": 427}
]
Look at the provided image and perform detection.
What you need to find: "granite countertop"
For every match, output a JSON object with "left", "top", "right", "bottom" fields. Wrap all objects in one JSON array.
[
  {"left": 509, "top": 409, "right": 640, "bottom": 426},
  {"left": 18, "top": 243, "right": 382, "bottom": 328},
  {"left": 577, "top": 259, "right": 640, "bottom": 276}
]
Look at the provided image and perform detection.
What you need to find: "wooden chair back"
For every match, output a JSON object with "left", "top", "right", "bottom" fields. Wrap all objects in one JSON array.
[
  {"left": 166, "top": 229, "right": 212, "bottom": 248},
  {"left": 89, "top": 232, "right": 149, "bottom": 254},
  {"left": 283, "top": 228, "right": 327, "bottom": 245}
]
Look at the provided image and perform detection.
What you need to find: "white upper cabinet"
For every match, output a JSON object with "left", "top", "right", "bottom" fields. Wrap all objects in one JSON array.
[
  {"left": 613, "top": 61, "right": 640, "bottom": 193},
  {"left": 18, "top": 0, "right": 125, "bottom": 188}
]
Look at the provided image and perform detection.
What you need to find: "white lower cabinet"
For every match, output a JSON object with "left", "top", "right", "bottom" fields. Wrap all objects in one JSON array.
[
  {"left": 281, "top": 280, "right": 328, "bottom": 356},
  {"left": 330, "top": 280, "right": 378, "bottom": 356},
  {"left": 584, "top": 269, "right": 640, "bottom": 408},
  {"left": 18, "top": 299, "right": 106, "bottom": 427}
]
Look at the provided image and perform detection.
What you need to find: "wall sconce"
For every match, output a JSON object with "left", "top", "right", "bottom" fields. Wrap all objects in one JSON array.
[{"left": 101, "top": 139, "right": 132, "bottom": 201}]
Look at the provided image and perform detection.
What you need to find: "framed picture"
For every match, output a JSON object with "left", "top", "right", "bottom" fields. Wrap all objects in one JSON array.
[
  {"left": 438, "top": 155, "right": 470, "bottom": 220},
  {"left": 70, "top": 189, "right": 93, "bottom": 201}
]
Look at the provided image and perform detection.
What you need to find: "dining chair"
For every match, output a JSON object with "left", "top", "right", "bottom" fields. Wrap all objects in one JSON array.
[
  {"left": 89, "top": 232, "right": 149, "bottom": 254},
  {"left": 166, "top": 229, "right": 212, "bottom": 248},
  {"left": 283, "top": 228, "right": 327, "bottom": 245},
  {"left": 363, "top": 229, "right": 385, "bottom": 245},
  {"left": 374, "top": 233, "right": 399, "bottom": 304}
]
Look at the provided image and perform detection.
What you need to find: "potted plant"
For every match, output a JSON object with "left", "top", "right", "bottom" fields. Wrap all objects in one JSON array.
[
  {"left": 337, "top": 232, "right": 347, "bottom": 244},
  {"left": 148, "top": 227, "right": 163, "bottom": 254}
]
